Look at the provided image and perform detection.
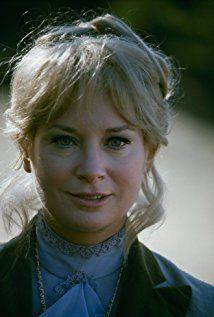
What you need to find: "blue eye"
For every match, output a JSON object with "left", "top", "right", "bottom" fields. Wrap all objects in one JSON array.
[
  {"left": 106, "top": 136, "right": 131, "bottom": 150},
  {"left": 51, "top": 135, "right": 77, "bottom": 148}
]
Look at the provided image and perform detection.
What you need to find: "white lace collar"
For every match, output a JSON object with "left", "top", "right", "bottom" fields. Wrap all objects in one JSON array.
[{"left": 36, "top": 214, "right": 125, "bottom": 259}]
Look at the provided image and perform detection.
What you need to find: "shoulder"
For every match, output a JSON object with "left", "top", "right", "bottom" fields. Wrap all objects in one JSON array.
[
  {"left": 0, "top": 235, "right": 24, "bottom": 276},
  {"left": 152, "top": 249, "right": 214, "bottom": 288},
  {"left": 0, "top": 236, "right": 22, "bottom": 251},
  {"left": 142, "top": 243, "right": 214, "bottom": 316},
  {"left": 0, "top": 217, "right": 37, "bottom": 277},
  {"left": 0, "top": 237, "right": 21, "bottom": 284},
  {"left": 0, "top": 243, "right": 6, "bottom": 251}
]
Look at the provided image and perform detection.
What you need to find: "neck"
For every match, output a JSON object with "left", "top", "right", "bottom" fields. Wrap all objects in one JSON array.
[{"left": 42, "top": 214, "right": 126, "bottom": 246}]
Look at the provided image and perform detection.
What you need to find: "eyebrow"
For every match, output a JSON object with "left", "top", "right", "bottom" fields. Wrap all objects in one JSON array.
[{"left": 47, "top": 124, "right": 136, "bottom": 133}]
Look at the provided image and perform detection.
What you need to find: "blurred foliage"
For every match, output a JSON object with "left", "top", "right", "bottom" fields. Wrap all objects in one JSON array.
[
  {"left": 111, "top": 0, "right": 214, "bottom": 123},
  {"left": 0, "top": 0, "right": 213, "bottom": 122}
]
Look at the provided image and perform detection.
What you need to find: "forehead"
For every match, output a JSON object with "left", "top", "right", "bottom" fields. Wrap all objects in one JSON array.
[{"left": 48, "top": 94, "right": 134, "bottom": 132}]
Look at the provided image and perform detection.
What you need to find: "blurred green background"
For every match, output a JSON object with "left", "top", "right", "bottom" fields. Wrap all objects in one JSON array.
[{"left": 0, "top": 0, "right": 213, "bottom": 122}]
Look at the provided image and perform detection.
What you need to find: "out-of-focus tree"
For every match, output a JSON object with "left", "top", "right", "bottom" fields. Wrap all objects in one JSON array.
[
  {"left": 0, "top": 0, "right": 213, "bottom": 122},
  {"left": 112, "top": 0, "right": 214, "bottom": 122}
]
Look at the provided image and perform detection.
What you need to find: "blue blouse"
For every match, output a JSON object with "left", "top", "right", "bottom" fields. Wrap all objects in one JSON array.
[{"left": 32, "top": 215, "right": 125, "bottom": 317}]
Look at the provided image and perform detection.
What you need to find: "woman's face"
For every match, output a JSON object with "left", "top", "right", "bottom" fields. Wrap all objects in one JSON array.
[{"left": 26, "top": 95, "right": 150, "bottom": 244}]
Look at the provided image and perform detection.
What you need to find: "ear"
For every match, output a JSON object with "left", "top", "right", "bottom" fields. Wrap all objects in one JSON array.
[
  {"left": 23, "top": 156, "right": 31, "bottom": 173},
  {"left": 21, "top": 138, "right": 32, "bottom": 173}
]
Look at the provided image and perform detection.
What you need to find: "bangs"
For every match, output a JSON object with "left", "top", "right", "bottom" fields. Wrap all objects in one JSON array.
[
  {"left": 10, "top": 35, "right": 167, "bottom": 146},
  {"left": 37, "top": 38, "right": 153, "bottom": 129}
]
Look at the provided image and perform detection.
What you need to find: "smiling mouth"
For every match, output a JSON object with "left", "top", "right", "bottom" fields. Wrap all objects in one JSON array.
[
  {"left": 68, "top": 193, "right": 112, "bottom": 206},
  {"left": 73, "top": 195, "right": 105, "bottom": 200},
  {"left": 70, "top": 193, "right": 111, "bottom": 199}
]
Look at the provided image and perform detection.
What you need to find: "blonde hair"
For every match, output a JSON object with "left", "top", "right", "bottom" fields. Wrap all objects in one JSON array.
[{"left": 2, "top": 14, "right": 175, "bottom": 252}]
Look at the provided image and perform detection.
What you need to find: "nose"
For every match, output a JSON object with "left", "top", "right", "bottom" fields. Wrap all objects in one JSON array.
[{"left": 75, "top": 145, "right": 106, "bottom": 184}]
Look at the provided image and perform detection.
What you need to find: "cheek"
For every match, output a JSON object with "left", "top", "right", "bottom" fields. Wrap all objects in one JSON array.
[
  {"left": 113, "top": 154, "right": 145, "bottom": 192},
  {"left": 113, "top": 160, "right": 143, "bottom": 215},
  {"left": 32, "top": 153, "right": 71, "bottom": 188}
]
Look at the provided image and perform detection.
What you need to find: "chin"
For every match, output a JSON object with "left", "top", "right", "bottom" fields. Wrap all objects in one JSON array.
[{"left": 69, "top": 220, "right": 110, "bottom": 233}]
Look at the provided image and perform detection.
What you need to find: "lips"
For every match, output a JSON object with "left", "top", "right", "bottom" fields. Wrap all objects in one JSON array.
[
  {"left": 71, "top": 193, "right": 110, "bottom": 200},
  {"left": 67, "top": 192, "right": 112, "bottom": 207}
]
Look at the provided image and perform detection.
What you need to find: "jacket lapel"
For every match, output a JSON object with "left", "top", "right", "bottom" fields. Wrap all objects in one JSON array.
[{"left": 116, "top": 240, "right": 191, "bottom": 317}]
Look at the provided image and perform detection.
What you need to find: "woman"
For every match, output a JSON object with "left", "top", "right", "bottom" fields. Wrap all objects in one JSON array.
[{"left": 0, "top": 13, "right": 213, "bottom": 317}]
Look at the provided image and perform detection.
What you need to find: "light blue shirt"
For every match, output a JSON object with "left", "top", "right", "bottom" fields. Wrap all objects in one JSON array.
[{"left": 32, "top": 215, "right": 125, "bottom": 316}]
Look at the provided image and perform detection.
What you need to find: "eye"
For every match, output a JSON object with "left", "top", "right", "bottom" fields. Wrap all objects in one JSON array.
[
  {"left": 51, "top": 135, "right": 78, "bottom": 148},
  {"left": 106, "top": 136, "right": 131, "bottom": 150}
]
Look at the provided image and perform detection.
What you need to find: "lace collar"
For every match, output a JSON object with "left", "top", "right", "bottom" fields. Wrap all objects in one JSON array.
[{"left": 36, "top": 214, "right": 125, "bottom": 259}]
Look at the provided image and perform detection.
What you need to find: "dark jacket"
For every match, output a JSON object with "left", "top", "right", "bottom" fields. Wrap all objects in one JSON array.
[{"left": 0, "top": 217, "right": 213, "bottom": 317}]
